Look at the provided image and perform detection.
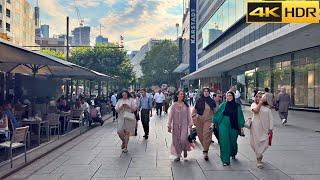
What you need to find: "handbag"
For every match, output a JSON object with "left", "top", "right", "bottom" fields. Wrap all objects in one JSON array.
[
  {"left": 268, "top": 132, "right": 273, "bottom": 146},
  {"left": 123, "top": 111, "right": 135, "bottom": 122},
  {"left": 244, "top": 117, "right": 252, "bottom": 129}
]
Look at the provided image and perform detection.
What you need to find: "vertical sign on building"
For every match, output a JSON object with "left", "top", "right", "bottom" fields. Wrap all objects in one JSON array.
[{"left": 189, "top": 0, "right": 197, "bottom": 73}]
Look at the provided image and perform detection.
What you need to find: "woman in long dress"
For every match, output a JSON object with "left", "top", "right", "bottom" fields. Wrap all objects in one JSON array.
[
  {"left": 115, "top": 90, "right": 137, "bottom": 153},
  {"left": 192, "top": 88, "right": 216, "bottom": 161},
  {"left": 250, "top": 92, "right": 274, "bottom": 168},
  {"left": 167, "top": 90, "right": 194, "bottom": 161},
  {"left": 212, "top": 91, "right": 245, "bottom": 166}
]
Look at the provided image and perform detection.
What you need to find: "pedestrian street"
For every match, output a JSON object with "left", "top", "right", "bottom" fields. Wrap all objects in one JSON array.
[{"left": 6, "top": 107, "right": 320, "bottom": 180}]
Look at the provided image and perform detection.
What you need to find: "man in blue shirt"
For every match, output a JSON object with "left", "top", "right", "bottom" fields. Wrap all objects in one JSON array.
[
  {"left": 4, "top": 101, "right": 20, "bottom": 131},
  {"left": 110, "top": 91, "right": 118, "bottom": 122},
  {"left": 139, "top": 88, "right": 153, "bottom": 139}
]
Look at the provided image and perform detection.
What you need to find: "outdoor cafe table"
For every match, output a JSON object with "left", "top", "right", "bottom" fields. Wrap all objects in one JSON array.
[{"left": 21, "top": 118, "right": 48, "bottom": 146}]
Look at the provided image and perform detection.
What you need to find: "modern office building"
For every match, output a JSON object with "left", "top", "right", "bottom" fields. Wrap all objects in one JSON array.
[
  {"left": 0, "top": 0, "right": 36, "bottom": 48},
  {"left": 72, "top": 26, "right": 90, "bottom": 46},
  {"left": 182, "top": 0, "right": 320, "bottom": 110},
  {"left": 131, "top": 39, "right": 163, "bottom": 78},
  {"left": 40, "top": 24, "right": 49, "bottom": 38},
  {"left": 95, "top": 35, "right": 108, "bottom": 45},
  {"left": 128, "top": 51, "right": 138, "bottom": 61}
]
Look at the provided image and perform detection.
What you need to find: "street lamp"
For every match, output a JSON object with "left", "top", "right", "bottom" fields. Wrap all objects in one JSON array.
[{"left": 175, "top": 23, "right": 180, "bottom": 39}]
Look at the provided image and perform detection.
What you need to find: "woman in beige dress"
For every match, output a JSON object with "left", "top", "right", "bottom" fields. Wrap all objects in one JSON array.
[
  {"left": 115, "top": 90, "right": 137, "bottom": 153},
  {"left": 192, "top": 88, "right": 216, "bottom": 161},
  {"left": 250, "top": 92, "right": 274, "bottom": 168}
]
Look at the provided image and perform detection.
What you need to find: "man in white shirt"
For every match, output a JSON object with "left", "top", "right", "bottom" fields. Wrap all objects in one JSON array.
[
  {"left": 111, "top": 91, "right": 118, "bottom": 121},
  {"left": 188, "top": 90, "right": 195, "bottom": 106},
  {"left": 154, "top": 90, "right": 164, "bottom": 117}
]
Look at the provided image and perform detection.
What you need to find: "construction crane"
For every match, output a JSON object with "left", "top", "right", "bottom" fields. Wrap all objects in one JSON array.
[{"left": 73, "top": 0, "right": 84, "bottom": 45}]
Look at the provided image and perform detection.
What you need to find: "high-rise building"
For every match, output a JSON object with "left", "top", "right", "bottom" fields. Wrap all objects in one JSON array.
[
  {"left": 41, "top": 24, "right": 49, "bottom": 38},
  {"left": 72, "top": 26, "right": 90, "bottom": 46},
  {"left": 182, "top": 0, "right": 320, "bottom": 110},
  {"left": 128, "top": 51, "right": 138, "bottom": 61},
  {"left": 96, "top": 35, "right": 108, "bottom": 44},
  {"left": 0, "top": 0, "right": 36, "bottom": 48}
]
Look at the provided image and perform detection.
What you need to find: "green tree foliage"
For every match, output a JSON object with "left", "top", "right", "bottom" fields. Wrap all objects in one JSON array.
[
  {"left": 41, "top": 49, "right": 66, "bottom": 60},
  {"left": 69, "top": 44, "right": 135, "bottom": 88},
  {"left": 140, "top": 40, "right": 181, "bottom": 87}
]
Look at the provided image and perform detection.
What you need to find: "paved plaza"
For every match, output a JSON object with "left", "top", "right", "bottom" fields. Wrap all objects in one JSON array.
[{"left": 5, "top": 107, "right": 320, "bottom": 180}]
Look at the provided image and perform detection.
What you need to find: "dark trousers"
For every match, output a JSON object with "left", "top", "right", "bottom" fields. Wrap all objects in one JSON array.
[
  {"left": 111, "top": 105, "right": 118, "bottom": 119},
  {"left": 141, "top": 109, "right": 150, "bottom": 136},
  {"left": 189, "top": 97, "right": 194, "bottom": 106},
  {"left": 156, "top": 103, "right": 163, "bottom": 116}
]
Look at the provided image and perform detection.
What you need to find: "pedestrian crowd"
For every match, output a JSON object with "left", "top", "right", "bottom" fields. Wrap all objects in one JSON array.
[{"left": 111, "top": 85, "right": 290, "bottom": 169}]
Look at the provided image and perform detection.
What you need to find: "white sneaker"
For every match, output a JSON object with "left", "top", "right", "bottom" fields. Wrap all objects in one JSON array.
[{"left": 282, "top": 119, "right": 287, "bottom": 125}]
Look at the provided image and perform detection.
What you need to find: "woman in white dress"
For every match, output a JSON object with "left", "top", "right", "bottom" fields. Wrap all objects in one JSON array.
[
  {"left": 250, "top": 92, "right": 273, "bottom": 168},
  {"left": 115, "top": 90, "right": 137, "bottom": 153}
]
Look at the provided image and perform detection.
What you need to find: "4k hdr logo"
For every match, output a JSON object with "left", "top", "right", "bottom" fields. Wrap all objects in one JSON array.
[{"left": 247, "top": 1, "right": 320, "bottom": 23}]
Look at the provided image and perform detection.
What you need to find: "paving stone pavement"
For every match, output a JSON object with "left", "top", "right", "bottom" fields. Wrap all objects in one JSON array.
[{"left": 4, "top": 107, "right": 320, "bottom": 180}]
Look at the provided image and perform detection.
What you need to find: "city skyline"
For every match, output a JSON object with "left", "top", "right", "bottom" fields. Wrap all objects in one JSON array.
[{"left": 27, "top": 0, "right": 183, "bottom": 50}]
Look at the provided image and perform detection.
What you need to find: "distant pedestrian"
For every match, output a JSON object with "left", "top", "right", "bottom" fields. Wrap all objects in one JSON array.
[
  {"left": 131, "top": 92, "right": 140, "bottom": 136},
  {"left": 250, "top": 92, "right": 273, "bottom": 168},
  {"left": 154, "top": 90, "right": 164, "bottom": 117},
  {"left": 139, "top": 89, "right": 153, "bottom": 139},
  {"left": 163, "top": 92, "right": 171, "bottom": 114},
  {"left": 111, "top": 91, "right": 118, "bottom": 121},
  {"left": 168, "top": 90, "right": 194, "bottom": 161},
  {"left": 276, "top": 87, "right": 291, "bottom": 125},
  {"left": 188, "top": 90, "right": 195, "bottom": 106},
  {"left": 212, "top": 91, "right": 245, "bottom": 166},
  {"left": 192, "top": 88, "right": 216, "bottom": 161},
  {"left": 115, "top": 90, "right": 137, "bottom": 153},
  {"left": 264, "top": 88, "right": 274, "bottom": 109}
]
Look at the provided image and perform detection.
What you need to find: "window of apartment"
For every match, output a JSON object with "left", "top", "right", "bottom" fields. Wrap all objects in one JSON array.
[
  {"left": 0, "top": 4, "right": 2, "bottom": 13},
  {"left": 0, "top": 20, "right": 2, "bottom": 29},
  {"left": 6, "top": 23, "right": 10, "bottom": 32},
  {"left": 6, "top": 9, "right": 10, "bottom": 18}
]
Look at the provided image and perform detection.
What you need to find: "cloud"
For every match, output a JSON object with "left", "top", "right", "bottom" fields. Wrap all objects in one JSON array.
[
  {"left": 37, "top": 0, "right": 182, "bottom": 50},
  {"left": 97, "top": 0, "right": 182, "bottom": 50}
]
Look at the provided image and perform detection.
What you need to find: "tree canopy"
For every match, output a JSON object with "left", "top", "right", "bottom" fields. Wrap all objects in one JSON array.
[
  {"left": 69, "top": 44, "right": 135, "bottom": 88},
  {"left": 41, "top": 49, "right": 66, "bottom": 60},
  {"left": 140, "top": 40, "right": 181, "bottom": 87}
]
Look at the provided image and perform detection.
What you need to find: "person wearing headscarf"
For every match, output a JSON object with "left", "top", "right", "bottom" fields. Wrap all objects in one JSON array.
[
  {"left": 276, "top": 87, "right": 291, "bottom": 125},
  {"left": 250, "top": 92, "right": 274, "bottom": 168},
  {"left": 192, "top": 88, "right": 216, "bottom": 161},
  {"left": 212, "top": 91, "right": 245, "bottom": 166}
]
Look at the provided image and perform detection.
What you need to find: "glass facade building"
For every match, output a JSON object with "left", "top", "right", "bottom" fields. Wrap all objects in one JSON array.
[{"left": 182, "top": 0, "right": 320, "bottom": 110}]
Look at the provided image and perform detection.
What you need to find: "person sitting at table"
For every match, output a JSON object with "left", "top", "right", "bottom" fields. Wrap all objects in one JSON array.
[
  {"left": 3, "top": 101, "right": 20, "bottom": 131},
  {"left": 89, "top": 103, "right": 104, "bottom": 126},
  {"left": 58, "top": 98, "right": 71, "bottom": 133},
  {"left": 0, "top": 105, "right": 9, "bottom": 142},
  {"left": 81, "top": 99, "right": 90, "bottom": 120},
  {"left": 75, "top": 99, "right": 82, "bottom": 110}
]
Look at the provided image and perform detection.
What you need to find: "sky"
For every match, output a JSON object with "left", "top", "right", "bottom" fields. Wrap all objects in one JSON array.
[{"left": 28, "top": 0, "right": 183, "bottom": 51}]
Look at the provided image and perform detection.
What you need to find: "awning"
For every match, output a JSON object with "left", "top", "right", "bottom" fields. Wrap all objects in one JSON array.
[
  {"left": 0, "top": 39, "right": 113, "bottom": 80},
  {"left": 0, "top": 39, "right": 68, "bottom": 74},
  {"left": 173, "top": 63, "right": 189, "bottom": 73}
]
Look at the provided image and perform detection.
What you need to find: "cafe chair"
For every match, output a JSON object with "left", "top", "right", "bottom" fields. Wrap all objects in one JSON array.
[
  {"left": 46, "top": 113, "right": 61, "bottom": 140},
  {"left": 0, "top": 126, "right": 29, "bottom": 168},
  {"left": 67, "top": 109, "right": 84, "bottom": 132}
]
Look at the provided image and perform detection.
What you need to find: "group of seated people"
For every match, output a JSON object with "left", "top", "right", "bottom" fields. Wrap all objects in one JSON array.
[{"left": 57, "top": 96, "right": 104, "bottom": 127}]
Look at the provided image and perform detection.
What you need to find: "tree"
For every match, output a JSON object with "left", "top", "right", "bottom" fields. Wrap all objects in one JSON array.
[
  {"left": 69, "top": 44, "right": 135, "bottom": 88},
  {"left": 41, "top": 49, "right": 66, "bottom": 60},
  {"left": 140, "top": 40, "right": 181, "bottom": 87}
]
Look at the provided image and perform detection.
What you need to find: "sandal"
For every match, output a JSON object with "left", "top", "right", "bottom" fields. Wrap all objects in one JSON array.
[
  {"left": 257, "top": 162, "right": 263, "bottom": 169},
  {"left": 174, "top": 157, "right": 181, "bottom": 162},
  {"left": 122, "top": 148, "right": 128, "bottom": 153}
]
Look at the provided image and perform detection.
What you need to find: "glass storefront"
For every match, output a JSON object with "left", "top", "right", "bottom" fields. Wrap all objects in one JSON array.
[
  {"left": 202, "top": 0, "right": 245, "bottom": 48},
  {"left": 223, "top": 46, "right": 320, "bottom": 109}
]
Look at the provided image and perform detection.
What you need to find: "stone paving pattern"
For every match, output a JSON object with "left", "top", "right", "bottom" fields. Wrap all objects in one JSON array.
[{"left": 5, "top": 107, "right": 320, "bottom": 180}]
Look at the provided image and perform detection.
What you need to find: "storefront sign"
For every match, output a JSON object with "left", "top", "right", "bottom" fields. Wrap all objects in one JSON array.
[{"left": 189, "top": 0, "right": 197, "bottom": 73}]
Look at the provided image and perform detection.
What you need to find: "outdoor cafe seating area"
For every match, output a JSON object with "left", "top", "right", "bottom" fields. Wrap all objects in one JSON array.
[{"left": 0, "top": 39, "right": 114, "bottom": 167}]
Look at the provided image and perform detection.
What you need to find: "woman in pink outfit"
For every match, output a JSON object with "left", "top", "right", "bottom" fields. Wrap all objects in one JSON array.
[{"left": 168, "top": 90, "right": 194, "bottom": 161}]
